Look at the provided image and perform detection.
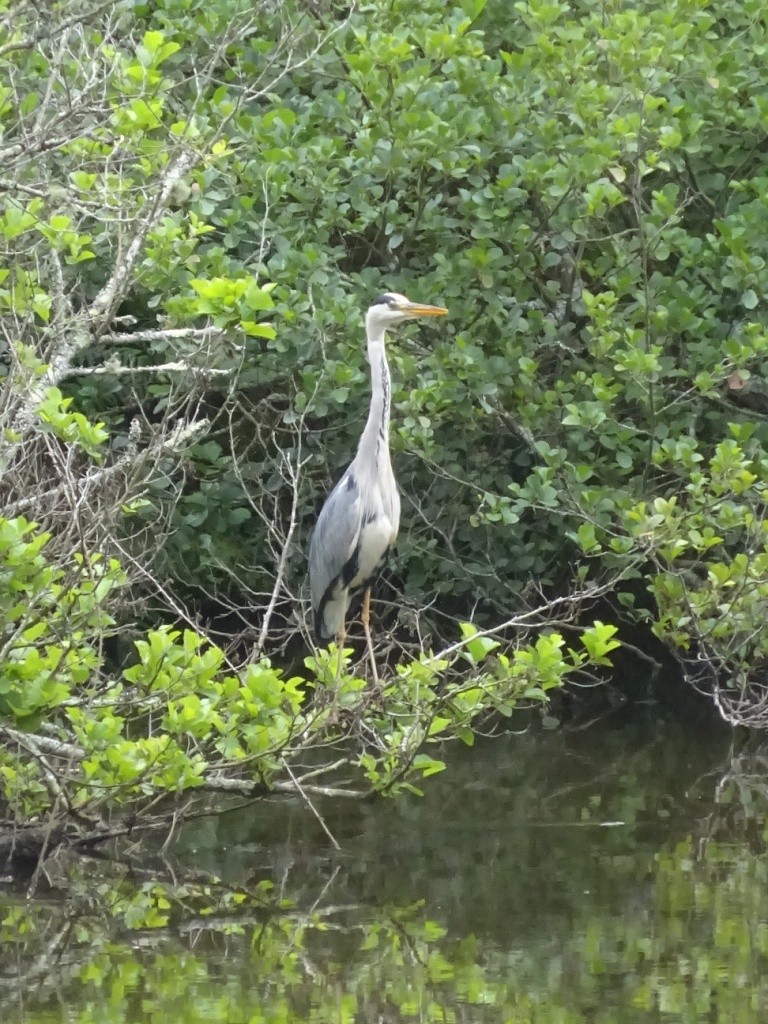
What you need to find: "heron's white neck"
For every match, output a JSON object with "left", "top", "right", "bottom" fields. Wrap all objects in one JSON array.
[{"left": 357, "top": 322, "right": 391, "bottom": 472}]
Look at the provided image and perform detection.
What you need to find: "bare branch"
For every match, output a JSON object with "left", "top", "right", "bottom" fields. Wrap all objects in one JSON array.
[
  {"left": 72, "top": 361, "right": 234, "bottom": 377},
  {"left": 100, "top": 327, "right": 227, "bottom": 345},
  {"left": 87, "top": 149, "right": 200, "bottom": 333}
]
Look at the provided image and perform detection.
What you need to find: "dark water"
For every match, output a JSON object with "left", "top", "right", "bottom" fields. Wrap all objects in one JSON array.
[{"left": 4, "top": 709, "right": 768, "bottom": 1022}]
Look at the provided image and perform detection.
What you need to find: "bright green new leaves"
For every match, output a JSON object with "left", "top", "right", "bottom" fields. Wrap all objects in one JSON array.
[
  {"left": 5, "top": 0, "right": 768, "bottom": 707},
  {"left": 579, "top": 622, "right": 622, "bottom": 668},
  {"left": 459, "top": 622, "right": 500, "bottom": 664},
  {"left": 35, "top": 387, "right": 109, "bottom": 458},
  {"left": 0, "top": 520, "right": 308, "bottom": 812},
  {"left": 4, "top": 0, "right": 768, "bottom": 820},
  {"left": 36, "top": 213, "right": 96, "bottom": 265},
  {"left": 124, "top": 627, "right": 226, "bottom": 695},
  {"left": 118, "top": 627, "right": 307, "bottom": 786},
  {"left": 0, "top": 517, "right": 122, "bottom": 721},
  {"left": 343, "top": 619, "right": 622, "bottom": 796},
  {"left": 184, "top": 277, "right": 275, "bottom": 338},
  {"left": 1, "top": 197, "right": 41, "bottom": 241},
  {"left": 137, "top": 30, "right": 182, "bottom": 70},
  {"left": 75, "top": 726, "right": 208, "bottom": 797}
]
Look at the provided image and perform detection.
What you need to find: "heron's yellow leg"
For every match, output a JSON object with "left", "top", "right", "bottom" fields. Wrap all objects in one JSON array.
[{"left": 361, "top": 587, "right": 380, "bottom": 688}]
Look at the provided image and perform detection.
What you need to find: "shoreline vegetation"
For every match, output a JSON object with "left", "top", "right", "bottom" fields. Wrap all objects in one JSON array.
[{"left": 2, "top": 0, "right": 768, "bottom": 902}]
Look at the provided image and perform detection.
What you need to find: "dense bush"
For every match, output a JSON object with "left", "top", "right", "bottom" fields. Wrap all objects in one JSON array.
[
  {"left": 3, "top": 0, "right": 768, "bottom": 762},
  {"left": 0, "top": 512, "right": 619, "bottom": 832}
]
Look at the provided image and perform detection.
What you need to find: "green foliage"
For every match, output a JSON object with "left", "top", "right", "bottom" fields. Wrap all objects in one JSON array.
[
  {"left": 4, "top": 0, "right": 768, "bottom": 858},
  {"left": 308, "top": 621, "right": 617, "bottom": 796},
  {"left": 168, "top": 276, "right": 276, "bottom": 338},
  {"left": 89, "top": 0, "right": 767, "bottom": 705},
  {"left": 0, "top": 517, "right": 122, "bottom": 719},
  {"left": 123, "top": 627, "right": 307, "bottom": 771},
  {"left": 35, "top": 387, "right": 109, "bottom": 459},
  {"left": 4, "top": 0, "right": 768, "bottom": 709},
  {"left": 0, "top": 513, "right": 616, "bottom": 819}
]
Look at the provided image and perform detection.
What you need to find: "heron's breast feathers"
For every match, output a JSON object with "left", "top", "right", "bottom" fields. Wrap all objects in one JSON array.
[
  {"left": 313, "top": 512, "right": 397, "bottom": 639},
  {"left": 348, "top": 514, "right": 397, "bottom": 590}
]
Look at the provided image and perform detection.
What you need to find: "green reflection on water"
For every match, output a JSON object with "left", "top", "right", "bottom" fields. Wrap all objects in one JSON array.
[{"left": 4, "top": 715, "right": 768, "bottom": 1022}]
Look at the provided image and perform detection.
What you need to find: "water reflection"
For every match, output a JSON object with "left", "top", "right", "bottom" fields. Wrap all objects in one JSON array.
[
  {"left": 184, "top": 712, "right": 729, "bottom": 935},
  {"left": 5, "top": 712, "right": 768, "bottom": 1023}
]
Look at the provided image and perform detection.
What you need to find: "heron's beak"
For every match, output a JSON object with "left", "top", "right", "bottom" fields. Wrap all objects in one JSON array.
[{"left": 400, "top": 301, "right": 449, "bottom": 318}]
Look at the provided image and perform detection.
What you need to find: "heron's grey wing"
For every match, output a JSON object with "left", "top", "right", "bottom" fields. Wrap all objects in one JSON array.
[{"left": 308, "top": 469, "right": 364, "bottom": 621}]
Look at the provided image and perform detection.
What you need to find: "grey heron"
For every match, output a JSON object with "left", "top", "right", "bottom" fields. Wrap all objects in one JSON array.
[{"left": 308, "top": 292, "right": 448, "bottom": 680}]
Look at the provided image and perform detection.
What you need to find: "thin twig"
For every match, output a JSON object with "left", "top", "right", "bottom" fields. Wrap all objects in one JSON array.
[{"left": 282, "top": 761, "right": 341, "bottom": 851}]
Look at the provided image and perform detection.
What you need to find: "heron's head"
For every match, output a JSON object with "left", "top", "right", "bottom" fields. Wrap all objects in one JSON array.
[{"left": 365, "top": 292, "right": 448, "bottom": 335}]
